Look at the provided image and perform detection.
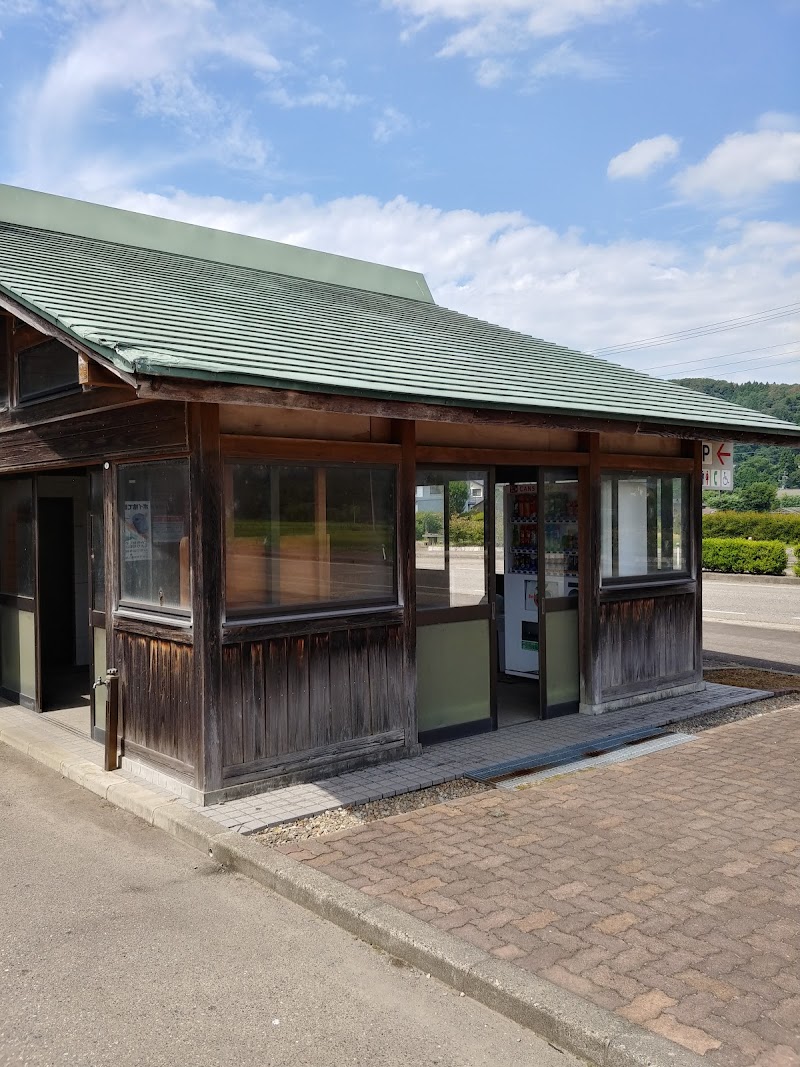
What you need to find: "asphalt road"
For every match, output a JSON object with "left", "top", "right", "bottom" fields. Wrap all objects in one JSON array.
[
  {"left": 703, "top": 579, "right": 800, "bottom": 670},
  {"left": 0, "top": 745, "right": 578, "bottom": 1067}
]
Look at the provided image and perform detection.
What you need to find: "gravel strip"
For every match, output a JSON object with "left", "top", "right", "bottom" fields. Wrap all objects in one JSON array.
[
  {"left": 703, "top": 667, "right": 800, "bottom": 691},
  {"left": 664, "top": 692, "right": 800, "bottom": 734},
  {"left": 257, "top": 777, "right": 488, "bottom": 845}
]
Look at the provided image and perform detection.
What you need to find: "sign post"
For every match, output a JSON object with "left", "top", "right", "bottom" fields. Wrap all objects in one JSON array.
[{"left": 701, "top": 441, "right": 734, "bottom": 491}]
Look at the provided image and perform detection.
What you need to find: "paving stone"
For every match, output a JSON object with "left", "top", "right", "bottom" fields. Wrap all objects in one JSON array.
[{"left": 275, "top": 704, "right": 800, "bottom": 1067}]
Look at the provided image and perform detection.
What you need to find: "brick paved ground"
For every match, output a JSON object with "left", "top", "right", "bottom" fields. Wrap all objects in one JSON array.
[{"left": 275, "top": 705, "right": 800, "bottom": 1067}]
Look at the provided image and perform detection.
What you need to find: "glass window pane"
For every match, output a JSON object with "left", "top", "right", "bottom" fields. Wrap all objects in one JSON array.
[
  {"left": 542, "top": 470, "right": 579, "bottom": 600},
  {"left": 18, "top": 340, "right": 79, "bottom": 401},
  {"left": 601, "top": 473, "right": 688, "bottom": 581},
  {"left": 118, "top": 462, "right": 190, "bottom": 611},
  {"left": 89, "top": 471, "right": 105, "bottom": 612},
  {"left": 225, "top": 462, "right": 397, "bottom": 614},
  {"left": 415, "top": 473, "right": 448, "bottom": 609},
  {"left": 0, "top": 478, "right": 33, "bottom": 597},
  {"left": 415, "top": 470, "right": 487, "bottom": 610}
]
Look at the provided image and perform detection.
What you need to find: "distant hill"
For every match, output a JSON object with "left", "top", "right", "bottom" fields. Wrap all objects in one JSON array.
[{"left": 670, "top": 379, "right": 800, "bottom": 489}]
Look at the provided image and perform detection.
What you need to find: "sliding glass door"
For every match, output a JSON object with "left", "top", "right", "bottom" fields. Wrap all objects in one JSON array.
[{"left": 415, "top": 469, "right": 493, "bottom": 741}]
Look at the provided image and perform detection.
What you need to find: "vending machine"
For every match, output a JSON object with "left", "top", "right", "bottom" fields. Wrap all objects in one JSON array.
[{"left": 503, "top": 483, "right": 540, "bottom": 677}]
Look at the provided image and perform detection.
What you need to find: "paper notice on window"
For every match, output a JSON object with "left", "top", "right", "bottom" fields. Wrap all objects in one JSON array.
[
  {"left": 152, "top": 516, "right": 185, "bottom": 543},
  {"left": 123, "top": 501, "right": 151, "bottom": 562}
]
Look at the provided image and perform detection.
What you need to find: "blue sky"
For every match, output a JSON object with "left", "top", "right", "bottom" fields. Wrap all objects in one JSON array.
[{"left": 0, "top": 0, "right": 798, "bottom": 382}]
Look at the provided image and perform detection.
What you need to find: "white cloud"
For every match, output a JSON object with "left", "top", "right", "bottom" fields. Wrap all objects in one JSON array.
[
  {"left": 268, "top": 75, "right": 363, "bottom": 110},
  {"left": 92, "top": 185, "right": 800, "bottom": 384},
  {"left": 11, "top": 0, "right": 282, "bottom": 188},
  {"left": 373, "top": 106, "right": 412, "bottom": 143},
  {"left": 675, "top": 126, "right": 800, "bottom": 202},
  {"left": 757, "top": 111, "right": 800, "bottom": 133},
  {"left": 607, "top": 134, "right": 680, "bottom": 179},
  {"left": 386, "top": 0, "right": 656, "bottom": 57},
  {"left": 530, "top": 41, "right": 614, "bottom": 83},
  {"left": 475, "top": 58, "right": 510, "bottom": 87}
]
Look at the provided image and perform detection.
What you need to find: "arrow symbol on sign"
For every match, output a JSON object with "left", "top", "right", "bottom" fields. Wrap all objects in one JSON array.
[{"left": 716, "top": 445, "right": 731, "bottom": 464}]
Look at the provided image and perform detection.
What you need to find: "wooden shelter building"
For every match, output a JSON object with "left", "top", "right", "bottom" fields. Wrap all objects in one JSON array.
[{"left": 1, "top": 185, "right": 797, "bottom": 803}]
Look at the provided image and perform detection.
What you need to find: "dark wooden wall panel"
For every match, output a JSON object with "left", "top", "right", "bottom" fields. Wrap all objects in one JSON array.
[
  {"left": 598, "top": 592, "right": 698, "bottom": 700},
  {"left": 0, "top": 401, "right": 188, "bottom": 472},
  {"left": 116, "top": 631, "right": 196, "bottom": 775},
  {"left": 222, "top": 621, "right": 406, "bottom": 781}
]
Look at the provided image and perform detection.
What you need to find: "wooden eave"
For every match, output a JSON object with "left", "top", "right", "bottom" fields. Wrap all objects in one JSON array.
[{"left": 134, "top": 374, "right": 800, "bottom": 448}]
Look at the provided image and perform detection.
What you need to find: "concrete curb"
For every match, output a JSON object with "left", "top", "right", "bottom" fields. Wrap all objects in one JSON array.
[
  {"left": 702, "top": 570, "right": 798, "bottom": 585},
  {"left": 1, "top": 719, "right": 707, "bottom": 1067}
]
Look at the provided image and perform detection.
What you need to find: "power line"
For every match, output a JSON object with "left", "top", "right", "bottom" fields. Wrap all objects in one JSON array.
[
  {"left": 595, "top": 302, "right": 800, "bottom": 355},
  {"left": 646, "top": 340, "right": 799, "bottom": 373},
  {"left": 656, "top": 353, "right": 800, "bottom": 378}
]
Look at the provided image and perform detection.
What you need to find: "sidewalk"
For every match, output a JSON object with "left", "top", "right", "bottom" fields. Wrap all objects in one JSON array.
[
  {"left": 0, "top": 681, "right": 770, "bottom": 833},
  {"left": 275, "top": 704, "right": 800, "bottom": 1067},
  {"left": 0, "top": 685, "right": 790, "bottom": 1067}
]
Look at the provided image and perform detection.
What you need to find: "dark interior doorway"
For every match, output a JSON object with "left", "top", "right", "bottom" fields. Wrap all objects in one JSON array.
[{"left": 38, "top": 494, "right": 89, "bottom": 715}]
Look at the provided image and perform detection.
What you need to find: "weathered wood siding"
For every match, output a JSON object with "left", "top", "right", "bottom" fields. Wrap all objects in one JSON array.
[
  {"left": 116, "top": 629, "right": 196, "bottom": 777},
  {"left": 597, "top": 590, "right": 698, "bottom": 700},
  {"left": 220, "top": 621, "right": 406, "bottom": 783},
  {"left": 0, "top": 401, "right": 188, "bottom": 473}
]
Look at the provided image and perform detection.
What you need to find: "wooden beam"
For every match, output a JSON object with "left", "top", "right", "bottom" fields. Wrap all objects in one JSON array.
[
  {"left": 220, "top": 434, "right": 401, "bottom": 464},
  {"left": 189, "top": 403, "right": 223, "bottom": 793},
  {"left": 598, "top": 454, "right": 695, "bottom": 473},
  {"left": 78, "top": 352, "right": 131, "bottom": 390},
  {"left": 416, "top": 446, "right": 589, "bottom": 467},
  {"left": 135, "top": 374, "right": 800, "bottom": 447}
]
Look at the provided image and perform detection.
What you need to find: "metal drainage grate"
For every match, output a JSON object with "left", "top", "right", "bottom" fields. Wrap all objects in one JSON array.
[
  {"left": 466, "top": 726, "right": 671, "bottom": 784},
  {"left": 495, "top": 732, "right": 697, "bottom": 790}
]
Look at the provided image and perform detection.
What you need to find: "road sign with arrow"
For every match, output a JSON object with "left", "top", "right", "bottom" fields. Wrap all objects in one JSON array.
[{"left": 702, "top": 440, "right": 734, "bottom": 491}]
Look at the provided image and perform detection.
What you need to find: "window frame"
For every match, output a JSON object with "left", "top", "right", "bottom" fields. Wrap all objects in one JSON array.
[
  {"left": 15, "top": 338, "right": 81, "bottom": 406},
  {"left": 415, "top": 465, "right": 492, "bottom": 625},
  {"left": 222, "top": 457, "right": 401, "bottom": 623},
  {"left": 599, "top": 469, "right": 692, "bottom": 588},
  {"left": 116, "top": 458, "right": 192, "bottom": 620}
]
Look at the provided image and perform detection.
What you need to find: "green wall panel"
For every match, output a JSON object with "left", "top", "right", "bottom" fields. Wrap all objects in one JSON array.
[{"left": 417, "top": 619, "right": 491, "bottom": 733}]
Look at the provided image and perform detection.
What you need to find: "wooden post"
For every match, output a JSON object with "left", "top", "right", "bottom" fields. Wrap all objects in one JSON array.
[
  {"left": 692, "top": 439, "right": 704, "bottom": 678},
  {"left": 189, "top": 403, "right": 223, "bottom": 794},
  {"left": 579, "top": 432, "right": 602, "bottom": 710},
  {"left": 103, "top": 668, "right": 120, "bottom": 771},
  {"left": 103, "top": 460, "right": 118, "bottom": 740},
  {"left": 392, "top": 418, "right": 417, "bottom": 749}
]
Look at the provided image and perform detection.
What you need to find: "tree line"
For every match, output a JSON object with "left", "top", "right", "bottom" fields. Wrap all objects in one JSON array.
[{"left": 672, "top": 378, "right": 800, "bottom": 509}]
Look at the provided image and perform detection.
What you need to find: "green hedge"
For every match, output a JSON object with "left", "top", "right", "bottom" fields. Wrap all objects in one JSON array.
[
  {"left": 702, "top": 538, "right": 788, "bottom": 575},
  {"left": 415, "top": 510, "right": 443, "bottom": 540},
  {"left": 702, "top": 511, "right": 800, "bottom": 542},
  {"left": 450, "top": 513, "right": 484, "bottom": 546}
]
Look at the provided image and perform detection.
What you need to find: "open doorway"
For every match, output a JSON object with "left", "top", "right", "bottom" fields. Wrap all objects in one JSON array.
[
  {"left": 37, "top": 473, "right": 92, "bottom": 734},
  {"left": 494, "top": 466, "right": 581, "bottom": 726},
  {"left": 494, "top": 473, "right": 541, "bottom": 727}
]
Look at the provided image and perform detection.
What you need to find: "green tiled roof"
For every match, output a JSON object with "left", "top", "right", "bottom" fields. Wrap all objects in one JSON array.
[{"left": 0, "top": 205, "right": 798, "bottom": 440}]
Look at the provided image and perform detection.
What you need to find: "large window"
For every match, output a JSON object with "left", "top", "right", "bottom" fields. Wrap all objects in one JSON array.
[
  {"left": 17, "top": 340, "right": 79, "bottom": 402},
  {"left": 416, "top": 470, "right": 488, "bottom": 609},
  {"left": 225, "top": 463, "right": 396, "bottom": 615},
  {"left": 118, "top": 462, "right": 190, "bottom": 612},
  {"left": 601, "top": 472, "right": 689, "bottom": 582}
]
